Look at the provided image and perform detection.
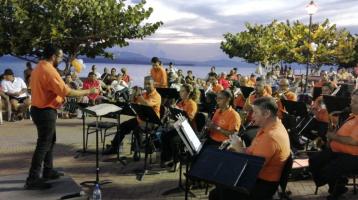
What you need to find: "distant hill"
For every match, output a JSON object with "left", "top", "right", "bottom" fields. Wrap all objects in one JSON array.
[{"left": 0, "top": 52, "right": 255, "bottom": 67}]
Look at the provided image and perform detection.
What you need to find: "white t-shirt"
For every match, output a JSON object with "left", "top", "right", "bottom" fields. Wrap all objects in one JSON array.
[{"left": 1, "top": 77, "right": 28, "bottom": 98}]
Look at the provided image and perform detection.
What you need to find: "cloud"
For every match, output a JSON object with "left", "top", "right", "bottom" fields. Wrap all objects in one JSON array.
[{"left": 125, "top": 0, "right": 358, "bottom": 60}]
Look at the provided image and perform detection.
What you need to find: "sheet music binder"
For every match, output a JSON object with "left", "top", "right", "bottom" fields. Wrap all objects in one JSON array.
[{"left": 188, "top": 146, "right": 265, "bottom": 193}]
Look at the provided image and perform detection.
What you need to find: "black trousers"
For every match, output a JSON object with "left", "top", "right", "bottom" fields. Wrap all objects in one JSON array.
[
  {"left": 28, "top": 107, "right": 57, "bottom": 179},
  {"left": 209, "top": 178, "right": 279, "bottom": 200},
  {"left": 309, "top": 148, "right": 358, "bottom": 190},
  {"left": 112, "top": 118, "right": 141, "bottom": 149}
]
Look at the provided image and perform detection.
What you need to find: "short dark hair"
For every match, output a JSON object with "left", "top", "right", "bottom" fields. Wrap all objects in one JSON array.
[
  {"left": 43, "top": 44, "right": 61, "bottom": 59},
  {"left": 219, "top": 89, "right": 234, "bottom": 105},
  {"left": 3, "top": 68, "right": 14, "bottom": 76},
  {"left": 151, "top": 57, "right": 160, "bottom": 63},
  {"left": 88, "top": 72, "right": 95, "bottom": 77},
  {"left": 253, "top": 97, "right": 278, "bottom": 117}
]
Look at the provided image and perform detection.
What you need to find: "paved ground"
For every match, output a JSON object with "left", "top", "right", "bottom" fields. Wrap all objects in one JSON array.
[{"left": 0, "top": 117, "right": 356, "bottom": 200}]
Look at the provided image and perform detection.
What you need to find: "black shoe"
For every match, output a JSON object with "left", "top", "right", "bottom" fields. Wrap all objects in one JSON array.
[
  {"left": 25, "top": 178, "right": 52, "bottom": 190},
  {"left": 329, "top": 186, "right": 348, "bottom": 196},
  {"left": 43, "top": 169, "right": 64, "bottom": 180},
  {"left": 102, "top": 146, "right": 117, "bottom": 155}
]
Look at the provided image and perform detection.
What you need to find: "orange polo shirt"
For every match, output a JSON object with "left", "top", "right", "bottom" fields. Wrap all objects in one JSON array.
[
  {"left": 312, "top": 96, "right": 329, "bottom": 123},
  {"left": 30, "top": 60, "right": 71, "bottom": 109},
  {"left": 150, "top": 67, "right": 167, "bottom": 88},
  {"left": 234, "top": 94, "right": 245, "bottom": 109},
  {"left": 212, "top": 84, "right": 224, "bottom": 93},
  {"left": 209, "top": 107, "right": 241, "bottom": 142},
  {"left": 330, "top": 115, "right": 358, "bottom": 156},
  {"left": 246, "top": 119, "right": 291, "bottom": 182},
  {"left": 177, "top": 99, "right": 197, "bottom": 121},
  {"left": 277, "top": 91, "right": 297, "bottom": 119},
  {"left": 134, "top": 89, "right": 161, "bottom": 118}
]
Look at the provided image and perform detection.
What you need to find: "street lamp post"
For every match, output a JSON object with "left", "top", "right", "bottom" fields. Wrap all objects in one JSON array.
[{"left": 304, "top": 0, "right": 318, "bottom": 93}]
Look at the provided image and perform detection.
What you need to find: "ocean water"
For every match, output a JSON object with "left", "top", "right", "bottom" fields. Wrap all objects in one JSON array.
[{"left": 0, "top": 61, "right": 264, "bottom": 87}]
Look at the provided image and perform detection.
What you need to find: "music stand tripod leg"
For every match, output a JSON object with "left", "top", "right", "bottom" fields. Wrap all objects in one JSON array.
[
  {"left": 135, "top": 122, "right": 160, "bottom": 181},
  {"left": 80, "top": 117, "right": 112, "bottom": 187}
]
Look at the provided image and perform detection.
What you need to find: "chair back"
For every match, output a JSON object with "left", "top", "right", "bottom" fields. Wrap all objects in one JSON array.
[{"left": 280, "top": 154, "right": 293, "bottom": 192}]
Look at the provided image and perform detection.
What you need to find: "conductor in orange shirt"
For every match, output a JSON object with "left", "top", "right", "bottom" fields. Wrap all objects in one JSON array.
[{"left": 25, "top": 45, "right": 99, "bottom": 190}]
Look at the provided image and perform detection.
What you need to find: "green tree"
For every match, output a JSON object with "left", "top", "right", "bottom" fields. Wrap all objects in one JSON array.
[
  {"left": 0, "top": 0, "right": 162, "bottom": 64},
  {"left": 221, "top": 19, "right": 357, "bottom": 70}
]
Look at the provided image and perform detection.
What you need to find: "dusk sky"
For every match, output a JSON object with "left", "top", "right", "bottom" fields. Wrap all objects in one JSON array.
[{"left": 119, "top": 0, "right": 358, "bottom": 61}]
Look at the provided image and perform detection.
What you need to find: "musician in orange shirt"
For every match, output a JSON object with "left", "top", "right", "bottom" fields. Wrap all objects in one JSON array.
[
  {"left": 209, "top": 97, "right": 290, "bottom": 200},
  {"left": 103, "top": 76, "right": 161, "bottom": 156},
  {"left": 309, "top": 89, "right": 358, "bottom": 199},
  {"left": 150, "top": 57, "right": 167, "bottom": 88},
  {"left": 302, "top": 82, "right": 335, "bottom": 143},
  {"left": 205, "top": 90, "right": 241, "bottom": 147},
  {"left": 160, "top": 84, "right": 198, "bottom": 170}
]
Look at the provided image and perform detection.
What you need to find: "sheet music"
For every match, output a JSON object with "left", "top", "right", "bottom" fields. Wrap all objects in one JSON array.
[
  {"left": 84, "top": 103, "right": 122, "bottom": 116},
  {"left": 181, "top": 120, "right": 202, "bottom": 153}
]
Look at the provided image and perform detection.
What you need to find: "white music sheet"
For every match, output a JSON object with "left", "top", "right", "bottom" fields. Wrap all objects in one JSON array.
[
  {"left": 181, "top": 120, "right": 202, "bottom": 153},
  {"left": 84, "top": 103, "right": 122, "bottom": 116}
]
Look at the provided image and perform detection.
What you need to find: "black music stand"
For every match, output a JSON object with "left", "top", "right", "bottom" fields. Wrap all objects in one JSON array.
[
  {"left": 130, "top": 103, "right": 162, "bottom": 181},
  {"left": 240, "top": 86, "right": 254, "bottom": 99},
  {"left": 73, "top": 102, "right": 96, "bottom": 158},
  {"left": 188, "top": 146, "right": 265, "bottom": 197},
  {"left": 156, "top": 87, "right": 180, "bottom": 100},
  {"left": 161, "top": 114, "right": 197, "bottom": 197},
  {"left": 323, "top": 95, "right": 351, "bottom": 126},
  {"left": 281, "top": 100, "right": 309, "bottom": 118},
  {"left": 312, "top": 87, "right": 322, "bottom": 101},
  {"left": 75, "top": 104, "right": 122, "bottom": 192},
  {"left": 323, "top": 95, "right": 351, "bottom": 114}
]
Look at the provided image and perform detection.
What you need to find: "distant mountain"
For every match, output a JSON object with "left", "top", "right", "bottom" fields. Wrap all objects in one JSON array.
[
  {"left": 0, "top": 51, "right": 255, "bottom": 67},
  {"left": 82, "top": 51, "right": 254, "bottom": 67}
]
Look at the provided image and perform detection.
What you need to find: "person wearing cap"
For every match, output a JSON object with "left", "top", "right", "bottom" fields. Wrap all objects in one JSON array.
[
  {"left": 1, "top": 68, "right": 31, "bottom": 120},
  {"left": 25, "top": 44, "right": 98, "bottom": 190}
]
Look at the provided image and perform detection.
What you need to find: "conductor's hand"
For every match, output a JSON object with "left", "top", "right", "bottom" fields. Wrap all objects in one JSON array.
[
  {"left": 89, "top": 88, "right": 99, "bottom": 94},
  {"left": 227, "top": 134, "right": 245, "bottom": 152}
]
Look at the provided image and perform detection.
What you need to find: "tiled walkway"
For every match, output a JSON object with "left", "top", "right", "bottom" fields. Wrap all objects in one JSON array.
[{"left": 0, "top": 118, "right": 356, "bottom": 199}]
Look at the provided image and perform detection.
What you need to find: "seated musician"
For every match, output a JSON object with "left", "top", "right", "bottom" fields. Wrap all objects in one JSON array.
[
  {"left": 302, "top": 82, "right": 335, "bottom": 143},
  {"left": 276, "top": 78, "right": 297, "bottom": 119},
  {"left": 243, "top": 81, "right": 271, "bottom": 124},
  {"left": 103, "top": 76, "right": 161, "bottom": 155},
  {"left": 211, "top": 79, "right": 224, "bottom": 94},
  {"left": 247, "top": 74, "right": 256, "bottom": 88},
  {"left": 160, "top": 84, "right": 198, "bottom": 170},
  {"left": 205, "top": 90, "right": 241, "bottom": 147},
  {"left": 209, "top": 97, "right": 290, "bottom": 200},
  {"left": 309, "top": 89, "right": 358, "bottom": 200}
]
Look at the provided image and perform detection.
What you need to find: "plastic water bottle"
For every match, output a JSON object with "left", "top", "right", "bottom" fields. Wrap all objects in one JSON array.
[{"left": 92, "top": 184, "right": 101, "bottom": 200}]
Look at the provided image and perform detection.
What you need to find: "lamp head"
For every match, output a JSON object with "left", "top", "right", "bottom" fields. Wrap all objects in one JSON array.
[{"left": 306, "top": 0, "right": 318, "bottom": 15}]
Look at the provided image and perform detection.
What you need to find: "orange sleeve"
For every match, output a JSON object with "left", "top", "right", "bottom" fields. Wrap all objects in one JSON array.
[
  {"left": 228, "top": 111, "right": 241, "bottom": 132},
  {"left": 286, "top": 92, "right": 297, "bottom": 101},
  {"left": 185, "top": 100, "right": 197, "bottom": 120},
  {"left": 48, "top": 67, "right": 71, "bottom": 98},
  {"left": 160, "top": 68, "right": 168, "bottom": 87}
]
